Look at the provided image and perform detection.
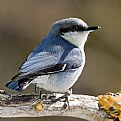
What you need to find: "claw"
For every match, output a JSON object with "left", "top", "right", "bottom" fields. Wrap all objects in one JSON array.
[
  {"left": 62, "top": 93, "right": 70, "bottom": 109},
  {"left": 61, "top": 89, "right": 72, "bottom": 109}
]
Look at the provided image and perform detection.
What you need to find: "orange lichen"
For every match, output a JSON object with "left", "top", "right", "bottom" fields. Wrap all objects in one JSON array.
[
  {"left": 98, "top": 91, "right": 121, "bottom": 121},
  {"left": 32, "top": 99, "right": 43, "bottom": 112}
]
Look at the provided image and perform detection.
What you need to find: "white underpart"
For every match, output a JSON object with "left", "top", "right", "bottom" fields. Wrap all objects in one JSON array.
[
  {"left": 32, "top": 63, "right": 85, "bottom": 93},
  {"left": 61, "top": 31, "right": 89, "bottom": 50}
]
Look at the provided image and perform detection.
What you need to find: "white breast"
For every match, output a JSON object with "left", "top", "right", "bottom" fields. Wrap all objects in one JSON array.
[{"left": 31, "top": 49, "right": 86, "bottom": 93}]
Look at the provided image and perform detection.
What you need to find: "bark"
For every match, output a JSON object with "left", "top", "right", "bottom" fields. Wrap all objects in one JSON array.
[{"left": 0, "top": 90, "right": 107, "bottom": 121}]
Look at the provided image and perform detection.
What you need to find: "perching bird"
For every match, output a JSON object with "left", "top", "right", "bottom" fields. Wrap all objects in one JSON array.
[{"left": 6, "top": 18, "right": 99, "bottom": 94}]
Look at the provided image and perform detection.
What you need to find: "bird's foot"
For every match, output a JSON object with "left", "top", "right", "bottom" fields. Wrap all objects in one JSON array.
[
  {"left": 48, "top": 94, "right": 57, "bottom": 102},
  {"left": 62, "top": 92, "right": 70, "bottom": 109},
  {"left": 60, "top": 89, "right": 72, "bottom": 109},
  {"left": 32, "top": 83, "right": 42, "bottom": 99},
  {"left": 62, "top": 93, "right": 70, "bottom": 109},
  {"left": 32, "top": 83, "right": 38, "bottom": 94}
]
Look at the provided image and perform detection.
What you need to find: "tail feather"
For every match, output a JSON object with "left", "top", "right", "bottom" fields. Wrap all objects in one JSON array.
[
  {"left": 6, "top": 78, "right": 33, "bottom": 91},
  {"left": 6, "top": 80, "right": 21, "bottom": 91}
]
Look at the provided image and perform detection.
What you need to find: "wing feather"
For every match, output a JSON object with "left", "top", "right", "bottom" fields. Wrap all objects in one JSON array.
[{"left": 20, "top": 52, "right": 60, "bottom": 73}]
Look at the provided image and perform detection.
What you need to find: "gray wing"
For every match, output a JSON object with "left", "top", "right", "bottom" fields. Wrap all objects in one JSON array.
[
  {"left": 19, "top": 48, "right": 82, "bottom": 75},
  {"left": 20, "top": 51, "right": 64, "bottom": 73}
]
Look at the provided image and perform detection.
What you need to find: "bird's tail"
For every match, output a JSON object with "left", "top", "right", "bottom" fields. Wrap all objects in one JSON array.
[{"left": 6, "top": 74, "right": 33, "bottom": 91}]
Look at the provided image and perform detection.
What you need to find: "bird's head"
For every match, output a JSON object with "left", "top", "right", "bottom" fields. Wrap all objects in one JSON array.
[{"left": 49, "top": 18, "right": 100, "bottom": 49}]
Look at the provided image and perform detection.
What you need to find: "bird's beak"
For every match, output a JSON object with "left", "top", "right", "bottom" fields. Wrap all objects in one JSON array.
[{"left": 85, "top": 26, "right": 101, "bottom": 32}]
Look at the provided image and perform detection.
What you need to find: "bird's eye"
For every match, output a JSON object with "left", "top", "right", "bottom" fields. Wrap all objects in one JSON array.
[
  {"left": 72, "top": 25, "right": 79, "bottom": 31},
  {"left": 73, "top": 25, "right": 85, "bottom": 31},
  {"left": 60, "top": 28, "right": 69, "bottom": 34},
  {"left": 60, "top": 25, "right": 85, "bottom": 35}
]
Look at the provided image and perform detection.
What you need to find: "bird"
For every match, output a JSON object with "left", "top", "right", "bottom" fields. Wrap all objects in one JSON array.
[{"left": 6, "top": 18, "right": 100, "bottom": 95}]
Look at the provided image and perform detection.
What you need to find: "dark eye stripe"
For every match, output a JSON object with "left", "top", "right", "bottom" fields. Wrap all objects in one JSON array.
[{"left": 60, "top": 25, "right": 85, "bottom": 34}]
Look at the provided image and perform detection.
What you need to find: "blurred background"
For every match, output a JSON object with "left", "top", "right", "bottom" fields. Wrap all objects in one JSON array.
[{"left": 0, "top": 0, "right": 121, "bottom": 121}]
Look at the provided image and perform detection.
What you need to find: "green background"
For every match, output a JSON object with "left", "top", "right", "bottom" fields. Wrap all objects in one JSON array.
[{"left": 0, "top": 0, "right": 121, "bottom": 121}]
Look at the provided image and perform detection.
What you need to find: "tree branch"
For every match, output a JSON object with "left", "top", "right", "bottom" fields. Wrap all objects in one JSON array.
[{"left": 0, "top": 90, "right": 107, "bottom": 121}]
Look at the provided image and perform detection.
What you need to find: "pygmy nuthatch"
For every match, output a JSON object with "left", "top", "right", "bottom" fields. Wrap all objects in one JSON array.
[{"left": 6, "top": 18, "right": 100, "bottom": 94}]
